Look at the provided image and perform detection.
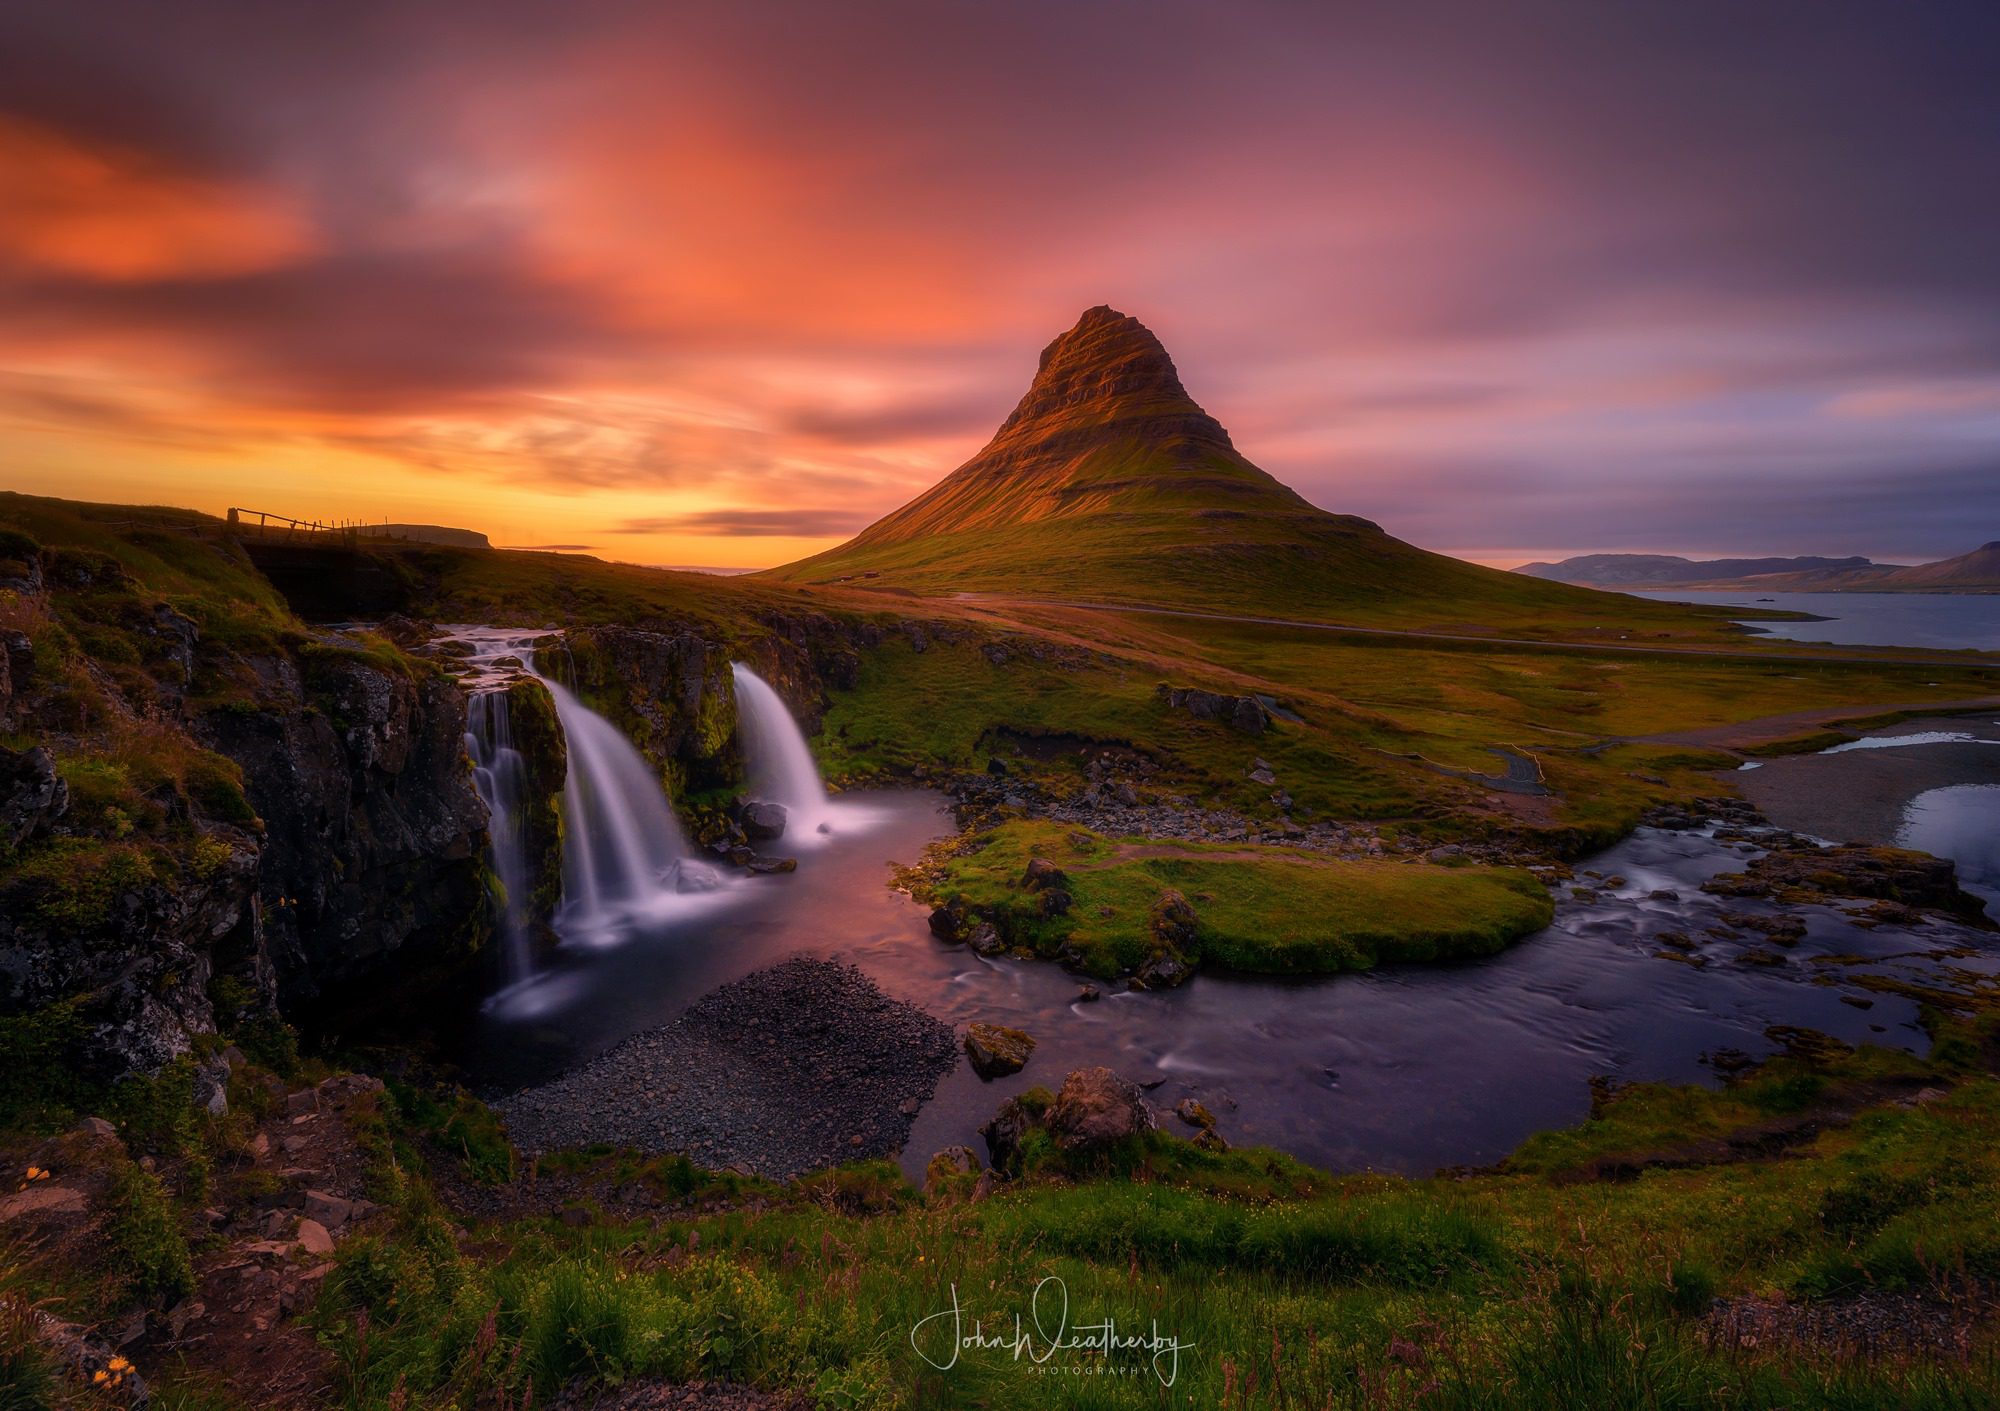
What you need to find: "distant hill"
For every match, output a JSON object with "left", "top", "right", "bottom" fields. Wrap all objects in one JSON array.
[
  {"left": 765, "top": 307, "right": 1703, "bottom": 633},
  {"left": 1522, "top": 543, "right": 2000, "bottom": 593},
  {"left": 1515, "top": 553, "right": 1890, "bottom": 588},
  {"left": 365, "top": 523, "right": 491, "bottom": 549}
]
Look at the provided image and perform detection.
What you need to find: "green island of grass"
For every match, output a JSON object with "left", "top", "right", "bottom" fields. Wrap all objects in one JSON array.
[{"left": 923, "top": 820, "right": 1555, "bottom": 977}]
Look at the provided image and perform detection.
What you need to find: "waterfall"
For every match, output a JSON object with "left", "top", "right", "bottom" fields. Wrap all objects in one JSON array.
[
  {"left": 731, "top": 663, "right": 840, "bottom": 840},
  {"left": 449, "top": 625, "right": 721, "bottom": 977},
  {"left": 464, "top": 689, "right": 534, "bottom": 985},
  {"left": 538, "top": 671, "right": 701, "bottom": 930}
]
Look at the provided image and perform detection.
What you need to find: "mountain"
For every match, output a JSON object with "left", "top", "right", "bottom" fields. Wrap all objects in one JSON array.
[
  {"left": 1532, "top": 542, "right": 2000, "bottom": 593},
  {"left": 767, "top": 307, "right": 1686, "bottom": 631},
  {"left": 1515, "top": 553, "right": 1890, "bottom": 588}
]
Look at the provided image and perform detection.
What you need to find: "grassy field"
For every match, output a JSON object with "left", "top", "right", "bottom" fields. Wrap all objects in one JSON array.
[{"left": 921, "top": 821, "right": 1554, "bottom": 977}]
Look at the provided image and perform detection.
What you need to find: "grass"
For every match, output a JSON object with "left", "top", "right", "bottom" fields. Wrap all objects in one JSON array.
[
  {"left": 923, "top": 821, "right": 1553, "bottom": 977},
  {"left": 300, "top": 1053, "right": 2000, "bottom": 1409}
]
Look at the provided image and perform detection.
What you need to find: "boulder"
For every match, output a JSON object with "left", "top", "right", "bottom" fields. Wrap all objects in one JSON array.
[
  {"left": 1175, "top": 1098, "right": 1216, "bottom": 1130},
  {"left": 1045, "top": 1067, "right": 1156, "bottom": 1155},
  {"left": 967, "top": 922, "right": 1007, "bottom": 957},
  {"left": 1149, "top": 889, "right": 1198, "bottom": 950},
  {"left": 928, "top": 902, "right": 969, "bottom": 942},
  {"left": 1022, "top": 858, "right": 1067, "bottom": 892},
  {"left": 742, "top": 801, "right": 788, "bottom": 840},
  {"left": 1133, "top": 949, "right": 1193, "bottom": 989},
  {"left": 964, "top": 1022, "right": 1036, "bottom": 1079},
  {"left": 979, "top": 1089, "right": 1050, "bottom": 1172},
  {"left": 295, "top": 1218, "right": 336, "bottom": 1256},
  {"left": 1156, "top": 684, "right": 1270, "bottom": 735},
  {"left": 923, "top": 1145, "right": 982, "bottom": 1196}
]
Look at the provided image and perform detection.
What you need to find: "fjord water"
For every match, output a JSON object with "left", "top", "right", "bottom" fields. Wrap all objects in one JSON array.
[
  {"left": 463, "top": 790, "right": 1991, "bottom": 1177},
  {"left": 1901, "top": 784, "right": 2000, "bottom": 908},
  {"left": 1637, "top": 590, "right": 2000, "bottom": 651}
]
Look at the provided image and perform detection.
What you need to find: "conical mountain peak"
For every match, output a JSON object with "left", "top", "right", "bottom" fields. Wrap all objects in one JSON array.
[{"left": 995, "top": 306, "right": 1231, "bottom": 448}]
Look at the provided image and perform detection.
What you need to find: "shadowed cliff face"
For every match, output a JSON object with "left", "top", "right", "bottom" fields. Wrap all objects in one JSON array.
[{"left": 0, "top": 497, "right": 492, "bottom": 1082}]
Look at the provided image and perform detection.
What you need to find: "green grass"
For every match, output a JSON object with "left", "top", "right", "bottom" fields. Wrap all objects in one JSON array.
[{"left": 925, "top": 821, "right": 1553, "bottom": 977}]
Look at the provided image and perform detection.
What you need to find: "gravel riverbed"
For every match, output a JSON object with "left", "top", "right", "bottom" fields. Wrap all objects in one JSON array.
[{"left": 495, "top": 957, "right": 959, "bottom": 1179}]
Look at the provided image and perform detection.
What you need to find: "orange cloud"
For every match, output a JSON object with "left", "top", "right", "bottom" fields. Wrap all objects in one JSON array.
[{"left": 0, "top": 115, "right": 314, "bottom": 282}]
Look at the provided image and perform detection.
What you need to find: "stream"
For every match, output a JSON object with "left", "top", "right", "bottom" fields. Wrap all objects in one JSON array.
[{"left": 458, "top": 789, "right": 1998, "bottom": 1179}]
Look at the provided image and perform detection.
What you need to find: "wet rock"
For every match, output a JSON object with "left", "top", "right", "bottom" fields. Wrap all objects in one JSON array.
[
  {"left": 1046, "top": 1067, "right": 1155, "bottom": 1155},
  {"left": 967, "top": 922, "right": 1007, "bottom": 957},
  {"left": 742, "top": 802, "right": 788, "bottom": 840},
  {"left": 199, "top": 648, "right": 487, "bottom": 1007},
  {"left": 924, "top": 1145, "right": 981, "bottom": 1196},
  {"left": 1704, "top": 843, "right": 1988, "bottom": 922},
  {"left": 928, "top": 901, "right": 969, "bottom": 942},
  {"left": 1133, "top": 948, "right": 1194, "bottom": 989},
  {"left": 1076, "top": 984, "right": 1101, "bottom": 1003},
  {"left": 744, "top": 856, "right": 797, "bottom": 875},
  {"left": 1175, "top": 1098, "right": 1215, "bottom": 1129},
  {"left": 561, "top": 626, "right": 738, "bottom": 794},
  {"left": 964, "top": 1022, "right": 1036, "bottom": 1079}
]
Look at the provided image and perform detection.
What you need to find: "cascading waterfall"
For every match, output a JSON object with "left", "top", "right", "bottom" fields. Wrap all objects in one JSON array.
[
  {"left": 731, "top": 663, "right": 839, "bottom": 840},
  {"left": 537, "top": 670, "right": 703, "bottom": 930},
  {"left": 464, "top": 688, "right": 534, "bottom": 985},
  {"left": 450, "top": 626, "right": 721, "bottom": 979}
]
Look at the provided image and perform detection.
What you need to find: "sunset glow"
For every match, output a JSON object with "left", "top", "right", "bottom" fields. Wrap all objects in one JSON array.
[{"left": 3, "top": 1, "right": 1996, "bottom": 566}]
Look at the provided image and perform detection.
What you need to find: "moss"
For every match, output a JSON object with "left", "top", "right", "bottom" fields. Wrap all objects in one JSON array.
[
  {"left": 0, "top": 1000, "right": 96, "bottom": 1127},
  {"left": 106, "top": 1161, "right": 195, "bottom": 1303},
  {"left": 926, "top": 821, "right": 1552, "bottom": 977},
  {"left": 6, "top": 837, "right": 163, "bottom": 929}
]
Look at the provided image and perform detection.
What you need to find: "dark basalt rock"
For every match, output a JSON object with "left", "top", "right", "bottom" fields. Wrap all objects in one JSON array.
[
  {"left": 982, "top": 1066, "right": 1157, "bottom": 1171},
  {"left": 1704, "top": 842, "right": 1989, "bottom": 923},
  {"left": 199, "top": 651, "right": 490, "bottom": 1006},
  {"left": 558, "top": 627, "right": 738, "bottom": 794},
  {"left": 1156, "top": 683, "right": 1270, "bottom": 735},
  {"left": 742, "top": 801, "right": 788, "bottom": 840},
  {"left": 964, "top": 1022, "right": 1036, "bottom": 1079},
  {"left": 0, "top": 744, "right": 67, "bottom": 852}
]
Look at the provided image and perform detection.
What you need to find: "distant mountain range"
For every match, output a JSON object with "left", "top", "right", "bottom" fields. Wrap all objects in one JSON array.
[{"left": 1517, "top": 545, "right": 2000, "bottom": 593}]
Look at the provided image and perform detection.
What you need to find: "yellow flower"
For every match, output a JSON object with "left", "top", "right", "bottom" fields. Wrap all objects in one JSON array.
[
  {"left": 93, "top": 1370, "right": 109, "bottom": 1384},
  {"left": 109, "top": 1356, "right": 131, "bottom": 1372}
]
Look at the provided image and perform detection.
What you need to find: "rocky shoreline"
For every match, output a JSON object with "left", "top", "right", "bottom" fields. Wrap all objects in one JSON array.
[{"left": 495, "top": 958, "right": 957, "bottom": 1180}]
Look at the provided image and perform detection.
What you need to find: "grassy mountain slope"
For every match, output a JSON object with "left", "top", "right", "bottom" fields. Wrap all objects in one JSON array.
[{"left": 767, "top": 307, "right": 1732, "bottom": 638}]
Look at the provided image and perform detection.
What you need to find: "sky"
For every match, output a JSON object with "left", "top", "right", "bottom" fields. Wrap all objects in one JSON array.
[{"left": 2, "top": 0, "right": 1997, "bottom": 571}]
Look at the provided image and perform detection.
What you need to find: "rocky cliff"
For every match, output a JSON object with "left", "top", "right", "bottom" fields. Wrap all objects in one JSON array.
[{"left": 0, "top": 498, "right": 492, "bottom": 1085}]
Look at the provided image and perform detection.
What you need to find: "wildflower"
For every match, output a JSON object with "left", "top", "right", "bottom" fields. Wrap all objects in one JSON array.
[
  {"left": 94, "top": 1370, "right": 109, "bottom": 1385},
  {"left": 109, "top": 1356, "right": 131, "bottom": 1372}
]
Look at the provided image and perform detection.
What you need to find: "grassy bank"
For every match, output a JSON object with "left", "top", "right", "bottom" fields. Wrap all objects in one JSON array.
[
  {"left": 921, "top": 821, "right": 1554, "bottom": 977},
  {"left": 7, "top": 1016, "right": 1989, "bottom": 1409}
]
